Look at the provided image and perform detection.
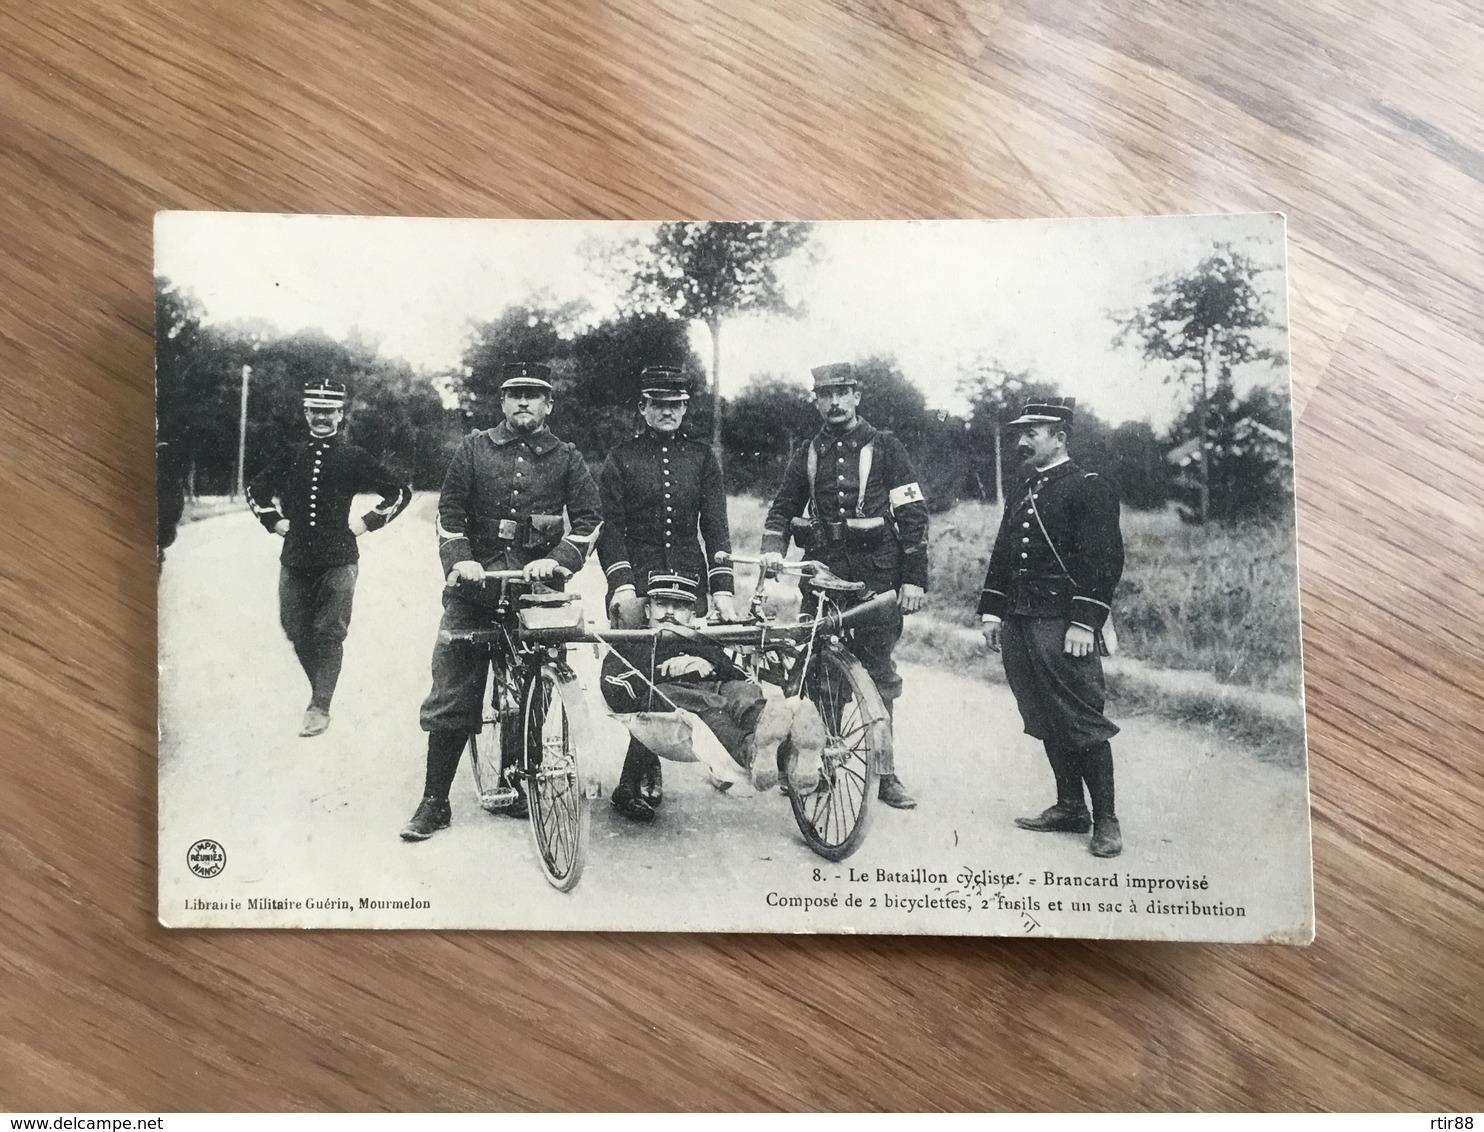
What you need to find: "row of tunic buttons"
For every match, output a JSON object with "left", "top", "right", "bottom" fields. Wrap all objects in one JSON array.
[
  {"left": 511, "top": 452, "right": 524, "bottom": 515},
  {"left": 1019, "top": 488, "right": 1040, "bottom": 558},
  {"left": 837, "top": 445, "right": 848, "bottom": 510},
  {"left": 308, "top": 443, "right": 327, "bottom": 526},
  {"left": 662, "top": 445, "right": 672, "bottom": 547}
]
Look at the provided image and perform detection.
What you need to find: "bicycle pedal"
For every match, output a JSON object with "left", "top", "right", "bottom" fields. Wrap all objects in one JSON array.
[{"left": 479, "top": 786, "right": 521, "bottom": 813}]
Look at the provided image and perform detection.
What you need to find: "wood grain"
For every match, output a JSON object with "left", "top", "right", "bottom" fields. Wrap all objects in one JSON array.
[{"left": 2, "top": 0, "right": 1481, "bottom": 1112}]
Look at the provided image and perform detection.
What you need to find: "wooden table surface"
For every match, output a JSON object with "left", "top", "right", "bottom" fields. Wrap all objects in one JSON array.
[{"left": 2, "top": 0, "right": 1481, "bottom": 1113}]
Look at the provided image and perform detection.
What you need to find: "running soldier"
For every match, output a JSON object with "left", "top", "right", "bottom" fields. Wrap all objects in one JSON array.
[{"left": 246, "top": 380, "right": 411, "bottom": 737}]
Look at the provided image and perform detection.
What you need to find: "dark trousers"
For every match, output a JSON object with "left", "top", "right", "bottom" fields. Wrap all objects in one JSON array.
[
  {"left": 842, "top": 606, "right": 904, "bottom": 703},
  {"left": 1001, "top": 616, "right": 1119, "bottom": 749},
  {"left": 1002, "top": 616, "right": 1119, "bottom": 821},
  {"left": 419, "top": 590, "right": 502, "bottom": 733},
  {"left": 279, "top": 564, "right": 357, "bottom": 709}
]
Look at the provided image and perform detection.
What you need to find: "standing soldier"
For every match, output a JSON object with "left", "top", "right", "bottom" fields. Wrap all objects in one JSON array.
[
  {"left": 246, "top": 380, "right": 412, "bottom": 737},
  {"left": 979, "top": 398, "right": 1126, "bottom": 858},
  {"left": 596, "top": 365, "right": 735, "bottom": 819},
  {"left": 759, "top": 362, "right": 927, "bottom": 810},
  {"left": 401, "top": 362, "right": 603, "bottom": 842}
]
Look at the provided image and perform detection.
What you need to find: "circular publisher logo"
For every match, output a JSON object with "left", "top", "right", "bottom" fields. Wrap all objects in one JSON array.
[{"left": 187, "top": 839, "right": 226, "bottom": 878}]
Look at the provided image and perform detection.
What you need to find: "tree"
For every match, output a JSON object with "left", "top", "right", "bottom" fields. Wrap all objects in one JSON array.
[
  {"left": 565, "top": 312, "right": 703, "bottom": 455},
  {"left": 722, "top": 375, "right": 818, "bottom": 495},
  {"left": 459, "top": 302, "right": 582, "bottom": 425},
  {"left": 958, "top": 359, "right": 1060, "bottom": 503},
  {"left": 854, "top": 355, "right": 929, "bottom": 440},
  {"left": 611, "top": 221, "right": 814, "bottom": 464},
  {"left": 1114, "top": 242, "right": 1286, "bottom": 523},
  {"left": 1166, "top": 381, "right": 1293, "bottom": 523},
  {"left": 1109, "top": 420, "right": 1169, "bottom": 511}
]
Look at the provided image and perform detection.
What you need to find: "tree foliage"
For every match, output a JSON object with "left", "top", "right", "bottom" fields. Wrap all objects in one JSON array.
[
  {"left": 610, "top": 222, "right": 813, "bottom": 459},
  {"left": 1114, "top": 242, "right": 1287, "bottom": 522},
  {"left": 456, "top": 304, "right": 705, "bottom": 456},
  {"left": 153, "top": 277, "right": 461, "bottom": 496},
  {"left": 1167, "top": 381, "right": 1293, "bottom": 523}
]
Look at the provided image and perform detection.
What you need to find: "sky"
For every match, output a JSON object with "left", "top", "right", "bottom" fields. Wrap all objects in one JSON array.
[{"left": 155, "top": 212, "right": 1291, "bottom": 430}]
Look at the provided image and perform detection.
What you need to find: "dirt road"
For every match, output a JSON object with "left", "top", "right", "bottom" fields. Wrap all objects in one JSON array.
[{"left": 159, "top": 497, "right": 1312, "bottom": 940}]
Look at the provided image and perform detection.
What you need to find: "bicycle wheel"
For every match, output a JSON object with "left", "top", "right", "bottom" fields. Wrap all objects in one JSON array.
[
  {"left": 790, "top": 645, "right": 885, "bottom": 861},
  {"left": 521, "top": 662, "right": 593, "bottom": 891}
]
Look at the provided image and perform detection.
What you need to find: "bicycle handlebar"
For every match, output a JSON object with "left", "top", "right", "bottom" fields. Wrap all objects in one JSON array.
[
  {"left": 446, "top": 565, "right": 572, "bottom": 588},
  {"left": 587, "top": 588, "right": 900, "bottom": 645},
  {"left": 714, "top": 551, "right": 825, "bottom": 576},
  {"left": 439, "top": 589, "right": 899, "bottom": 647}
]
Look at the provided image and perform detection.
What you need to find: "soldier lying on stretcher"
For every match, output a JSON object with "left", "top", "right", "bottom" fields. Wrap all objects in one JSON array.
[{"left": 599, "top": 572, "right": 827, "bottom": 823}]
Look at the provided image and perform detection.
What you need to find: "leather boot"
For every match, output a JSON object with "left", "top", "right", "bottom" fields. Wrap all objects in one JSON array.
[
  {"left": 877, "top": 774, "right": 917, "bottom": 809},
  {"left": 1080, "top": 741, "right": 1121, "bottom": 857},
  {"left": 1090, "top": 817, "right": 1123, "bottom": 858},
  {"left": 1014, "top": 802, "right": 1092, "bottom": 832},
  {"left": 612, "top": 739, "right": 655, "bottom": 822},
  {"left": 400, "top": 795, "right": 451, "bottom": 841}
]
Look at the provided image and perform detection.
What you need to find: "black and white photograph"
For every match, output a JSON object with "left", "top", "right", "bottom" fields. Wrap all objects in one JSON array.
[{"left": 155, "top": 212, "right": 1312, "bottom": 941}]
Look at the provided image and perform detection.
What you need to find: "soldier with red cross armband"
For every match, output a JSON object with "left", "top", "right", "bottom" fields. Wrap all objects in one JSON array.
[{"left": 759, "top": 361, "right": 929, "bottom": 810}]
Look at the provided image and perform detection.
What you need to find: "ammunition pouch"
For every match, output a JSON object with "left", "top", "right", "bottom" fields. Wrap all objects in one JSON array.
[
  {"left": 495, "top": 513, "right": 564, "bottom": 551},
  {"left": 526, "top": 514, "right": 564, "bottom": 551},
  {"left": 790, "top": 516, "right": 823, "bottom": 549},
  {"left": 790, "top": 515, "right": 888, "bottom": 551},
  {"left": 844, "top": 516, "right": 886, "bottom": 548}
]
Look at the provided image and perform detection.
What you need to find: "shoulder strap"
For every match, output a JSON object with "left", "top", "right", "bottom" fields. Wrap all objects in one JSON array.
[
  {"left": 1027, "top": 491, "right": 1072, "bottom": 581},
  {"left": 857, "top": 440, "right": 874, "bottom": 518},
  {"left": 806, "top": 440, "right": 818, "bottom": 519}
]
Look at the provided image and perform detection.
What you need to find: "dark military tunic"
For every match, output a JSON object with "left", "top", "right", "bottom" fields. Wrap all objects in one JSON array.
[
  {"left": 246, "top": 434, "right": 411, "bottom": 709},
  {"left": 760, "top": 419, "right": 929, "bottom": 593},
  {"left": 435, "top": 422, "right": 603, "bottom": 576},
  {"left": 978, "top": 458, "right": 1124, "bottom": 749},
  {"left": 977, "top": 458, "right": 1122, "bottom": 631},
  {"left": 247, "top": 437, "right": 411, "bottom": 571},
  {"left": 760, "top": 418, "right": 929, "bottom": 706},
  {"left": 597, "top": 428, "right": 733, "bottom": 609},
  {"left": 421, "top": 422, "right": 603, "bottom": 733}
]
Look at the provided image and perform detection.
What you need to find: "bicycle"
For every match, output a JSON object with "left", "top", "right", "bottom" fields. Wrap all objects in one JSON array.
[
  {"left": 594, "top": 552, "right": 897, "bottom": 864},
  {"left": 439, "top": 570, "right": 595, "bottom": 892}
]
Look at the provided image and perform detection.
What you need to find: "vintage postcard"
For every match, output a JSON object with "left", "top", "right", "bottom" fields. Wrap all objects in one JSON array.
[{"left": 156, "top": 212, "right": 1313, "bottom": 941}]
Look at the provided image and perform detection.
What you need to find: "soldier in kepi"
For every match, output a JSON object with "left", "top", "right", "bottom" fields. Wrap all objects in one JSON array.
[
  {"left": 979, "top": 398, "right": 1126, "bottom": 858},
  {"left": 401, "top": 362, "right": 603, "bottom": 842},
  {"left": 760, "top": 362, "right": 928, "bottom": 810},
  {"left": 246, "top": 380, "right": 412, "bottom": 737},
  {"left": 596, "top": 365, "right": 735, "bottom": 821}
]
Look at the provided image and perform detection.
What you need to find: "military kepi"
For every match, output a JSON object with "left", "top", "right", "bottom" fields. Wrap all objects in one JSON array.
[
  {"left": 500, "top": 361, "right": 554, "bottom": 394},
  {"left": 811, "top": 362, "right": 857, "bottom": 390},
  {"left": 302, "top": 381, "right": 347, "bottom": 409},
  {"left": 646, "top": 571, "right": 700, "bottom": 602},
  {"left": 639, "top": 365, "right": 690, "bottom": 401},
  {"left": 1007, "top": 396, "right": 1076, "bottom": 428}
]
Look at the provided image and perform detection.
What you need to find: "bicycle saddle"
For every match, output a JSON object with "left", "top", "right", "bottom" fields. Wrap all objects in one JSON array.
[
  {"left": 520, "top": 591, "right": 580, "bottom": 606},
  {"left": 806, "top": 567, "right": 866, "bottom": 594}
]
